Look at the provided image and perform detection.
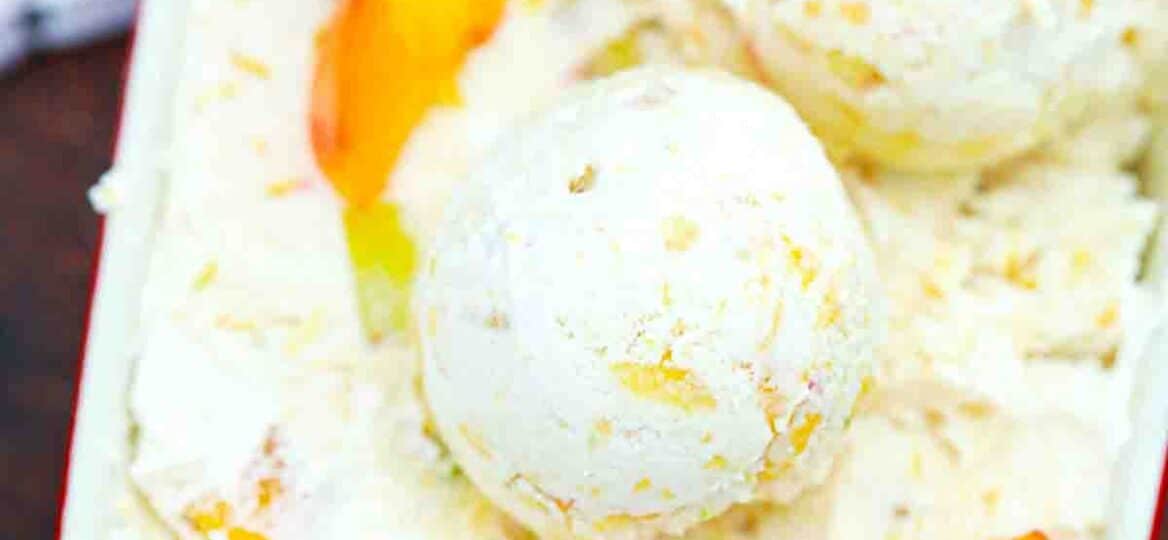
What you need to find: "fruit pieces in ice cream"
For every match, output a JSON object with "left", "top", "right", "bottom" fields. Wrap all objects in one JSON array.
[
  {"left": 417, "top": 67, "right": 882, "bottom": 538},
  {"left": 310, "top": 0, "right": 504, "bottom": 340},
  {"left": 730, "top": 0, "right": 1147, "bottom": 172}
]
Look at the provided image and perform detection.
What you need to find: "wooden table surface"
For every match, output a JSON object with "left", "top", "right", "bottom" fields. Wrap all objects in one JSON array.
[
  {"left": 1, "top": 32, "right": 1165, "bottom": 540},
  {"left": 1, "top": 37, "right": 127, "bottom": 539}
]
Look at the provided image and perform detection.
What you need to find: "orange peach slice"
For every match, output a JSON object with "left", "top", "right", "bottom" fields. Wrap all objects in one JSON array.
[{"left": 310, "top": 0, "right": 504, "bottom": 340}]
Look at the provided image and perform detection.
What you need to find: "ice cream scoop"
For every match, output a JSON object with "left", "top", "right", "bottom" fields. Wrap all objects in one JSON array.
[
  {"left": 417, "top": 67, "right": 882, "bottom": 539},
  {"left": 728, "top": 0, "right": 1145, "bottom": 172}
]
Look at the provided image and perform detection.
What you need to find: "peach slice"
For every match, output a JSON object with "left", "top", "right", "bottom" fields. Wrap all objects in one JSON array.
[{"left": 311, "top": 0, "right": 504, "bottom": 341}]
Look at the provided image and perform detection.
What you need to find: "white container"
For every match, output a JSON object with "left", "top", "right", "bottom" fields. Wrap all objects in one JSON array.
[{"left": 57, "top": 0, "right": 1168, "bottom": 538}]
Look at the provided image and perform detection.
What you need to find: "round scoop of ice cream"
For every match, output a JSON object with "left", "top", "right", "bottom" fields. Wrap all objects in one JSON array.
[
  {"left": 729, "top": 0, "right": 1144, "bottom": 172},
  {"left": 417, "top": 68, "right": 881, "bottom": 538}
]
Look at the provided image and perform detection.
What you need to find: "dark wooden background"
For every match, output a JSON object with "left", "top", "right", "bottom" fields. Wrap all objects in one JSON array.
[
  {"left": 1, "top": 37, "right": 127, "bottom": 539},
  {"left": 0, "top": 32, "right": 1165, "bottom": 540}
]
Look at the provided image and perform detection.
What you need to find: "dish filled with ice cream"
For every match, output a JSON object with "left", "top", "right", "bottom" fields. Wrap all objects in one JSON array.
[{"left": 84, "top": 0, "right": 1166, "bottom": 539}]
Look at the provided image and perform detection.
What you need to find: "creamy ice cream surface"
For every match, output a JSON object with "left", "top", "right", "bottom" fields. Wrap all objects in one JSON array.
[
  {"left": 675, "top": 105, "right": 1163, "bottom": 540},
  {"left": 118, "top": 0, "right": 646, "bottom": 539},
  {"left": 418, "top": 67, "right": 882, "bottom": 539},
  {"left": 99, "top": 1, "right": 1164, "bottom": 539},
  {"left": 724, "top": 0, "right": 1148, "bottom": 172}
]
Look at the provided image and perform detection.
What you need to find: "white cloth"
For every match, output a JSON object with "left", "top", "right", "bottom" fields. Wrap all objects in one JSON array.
[{"left": 0, "top": 0, "right": 137, "bottom": 73}]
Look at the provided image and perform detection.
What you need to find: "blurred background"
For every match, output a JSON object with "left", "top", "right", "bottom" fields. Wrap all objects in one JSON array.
[{"left": 2, "top": 0, "right": 134, "bottom": 537}]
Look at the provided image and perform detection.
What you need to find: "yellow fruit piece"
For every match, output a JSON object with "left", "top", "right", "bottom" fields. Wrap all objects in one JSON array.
[
  {"left": 593, "top": 513, "right": 659, "bottom": 533},
  {"left": 194, "top": 82, "right": 239, "bottom": 111},
  {"left": 1100, "top": 347, "right": 1118, "bottom": 369},
  {"left": 1013, "top": 532, "right": 1050, "bottom": 540},
  {"left": 859, "top": 128, "right": 921, "bottom": 162},
  {"left": 981, "top": 489, "right": 1001, "bottom": 511},
  {"left": 955, "top": 136, "right": 1000, "bottom": 159},
  {"left": 840, "top": 1, "right": 868, "bottom": 23},
  {"left": 256, "top": 478, "right": 283, "bottom": 509},
  {"left": 192, "top": 261, "right": 218, "bottom": 291},
  {"left": 858, "top": 375, "right": 876, "bottom": 400},
  {"left": 662, "top": 215, "right": 700, "bottom": 252},
  {"left": 184, "top": 499, "right": 230, "bottom": 532},
  {"left": 839, "top": 2, "right": 870, "bottom": 24},
  {"left": 1003, "top": 252, "right": 1037, "bottom": 290},
  {"left": 704, "top": 454, "right": 728, "bottom": 470},
  {"left": 782, "top": 236, "right": 818, "bottom": 289},
  {"left": 227, "top": 528, "right": 269, "bottom": 540},
  {"left": 789, "top": 413, "right": 822, "bottom": 454},
  {"left": 957, "top": 401, "right": 993, "bottom": 418},
  {"left": 831, "top": 95, "right": 868, "bottom": 132},
  {"left": 311, "top": 0, "right": 504, "bottom": 207},
  {"left": 264, "top": 179, "right": 302, "bottom": 198},
  {"left": 921, "top": 277, "right": 944, "bottom": 299},
  {"left": 552, "top": 496, "right": 575, "bottom": 513},
  {"left": 1121, "top": 27, "right": 1140, "bottom": 47},
  {"left": 344, "top": 203, "right": 418, "bottom": 341},
  {"left": 1096, "top": 304, "right": 1119, "bottom": 328},
  {"left": 568, "top": 164, "right": 597, "bottom": 194},
  {"left": 1071, "top": 249, "right": 1093, "bottom": 273},
  {"left": 611, "top": 362, "right": 717, "bottom": 412},
  {"left": 826, "top": 50, "right": 884, "bottom": 90},
  {"left": 815, "top": 288, "right": 841, "bottom": 328},
  {"left": 231, "top": 52, "right": 271, "bottom": 80},
  {"left": 584, "top": 23, "right": 651, "bottom": 78},
  {"left": 756, "top": 458, "right": 794, "bottom": 482}
]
